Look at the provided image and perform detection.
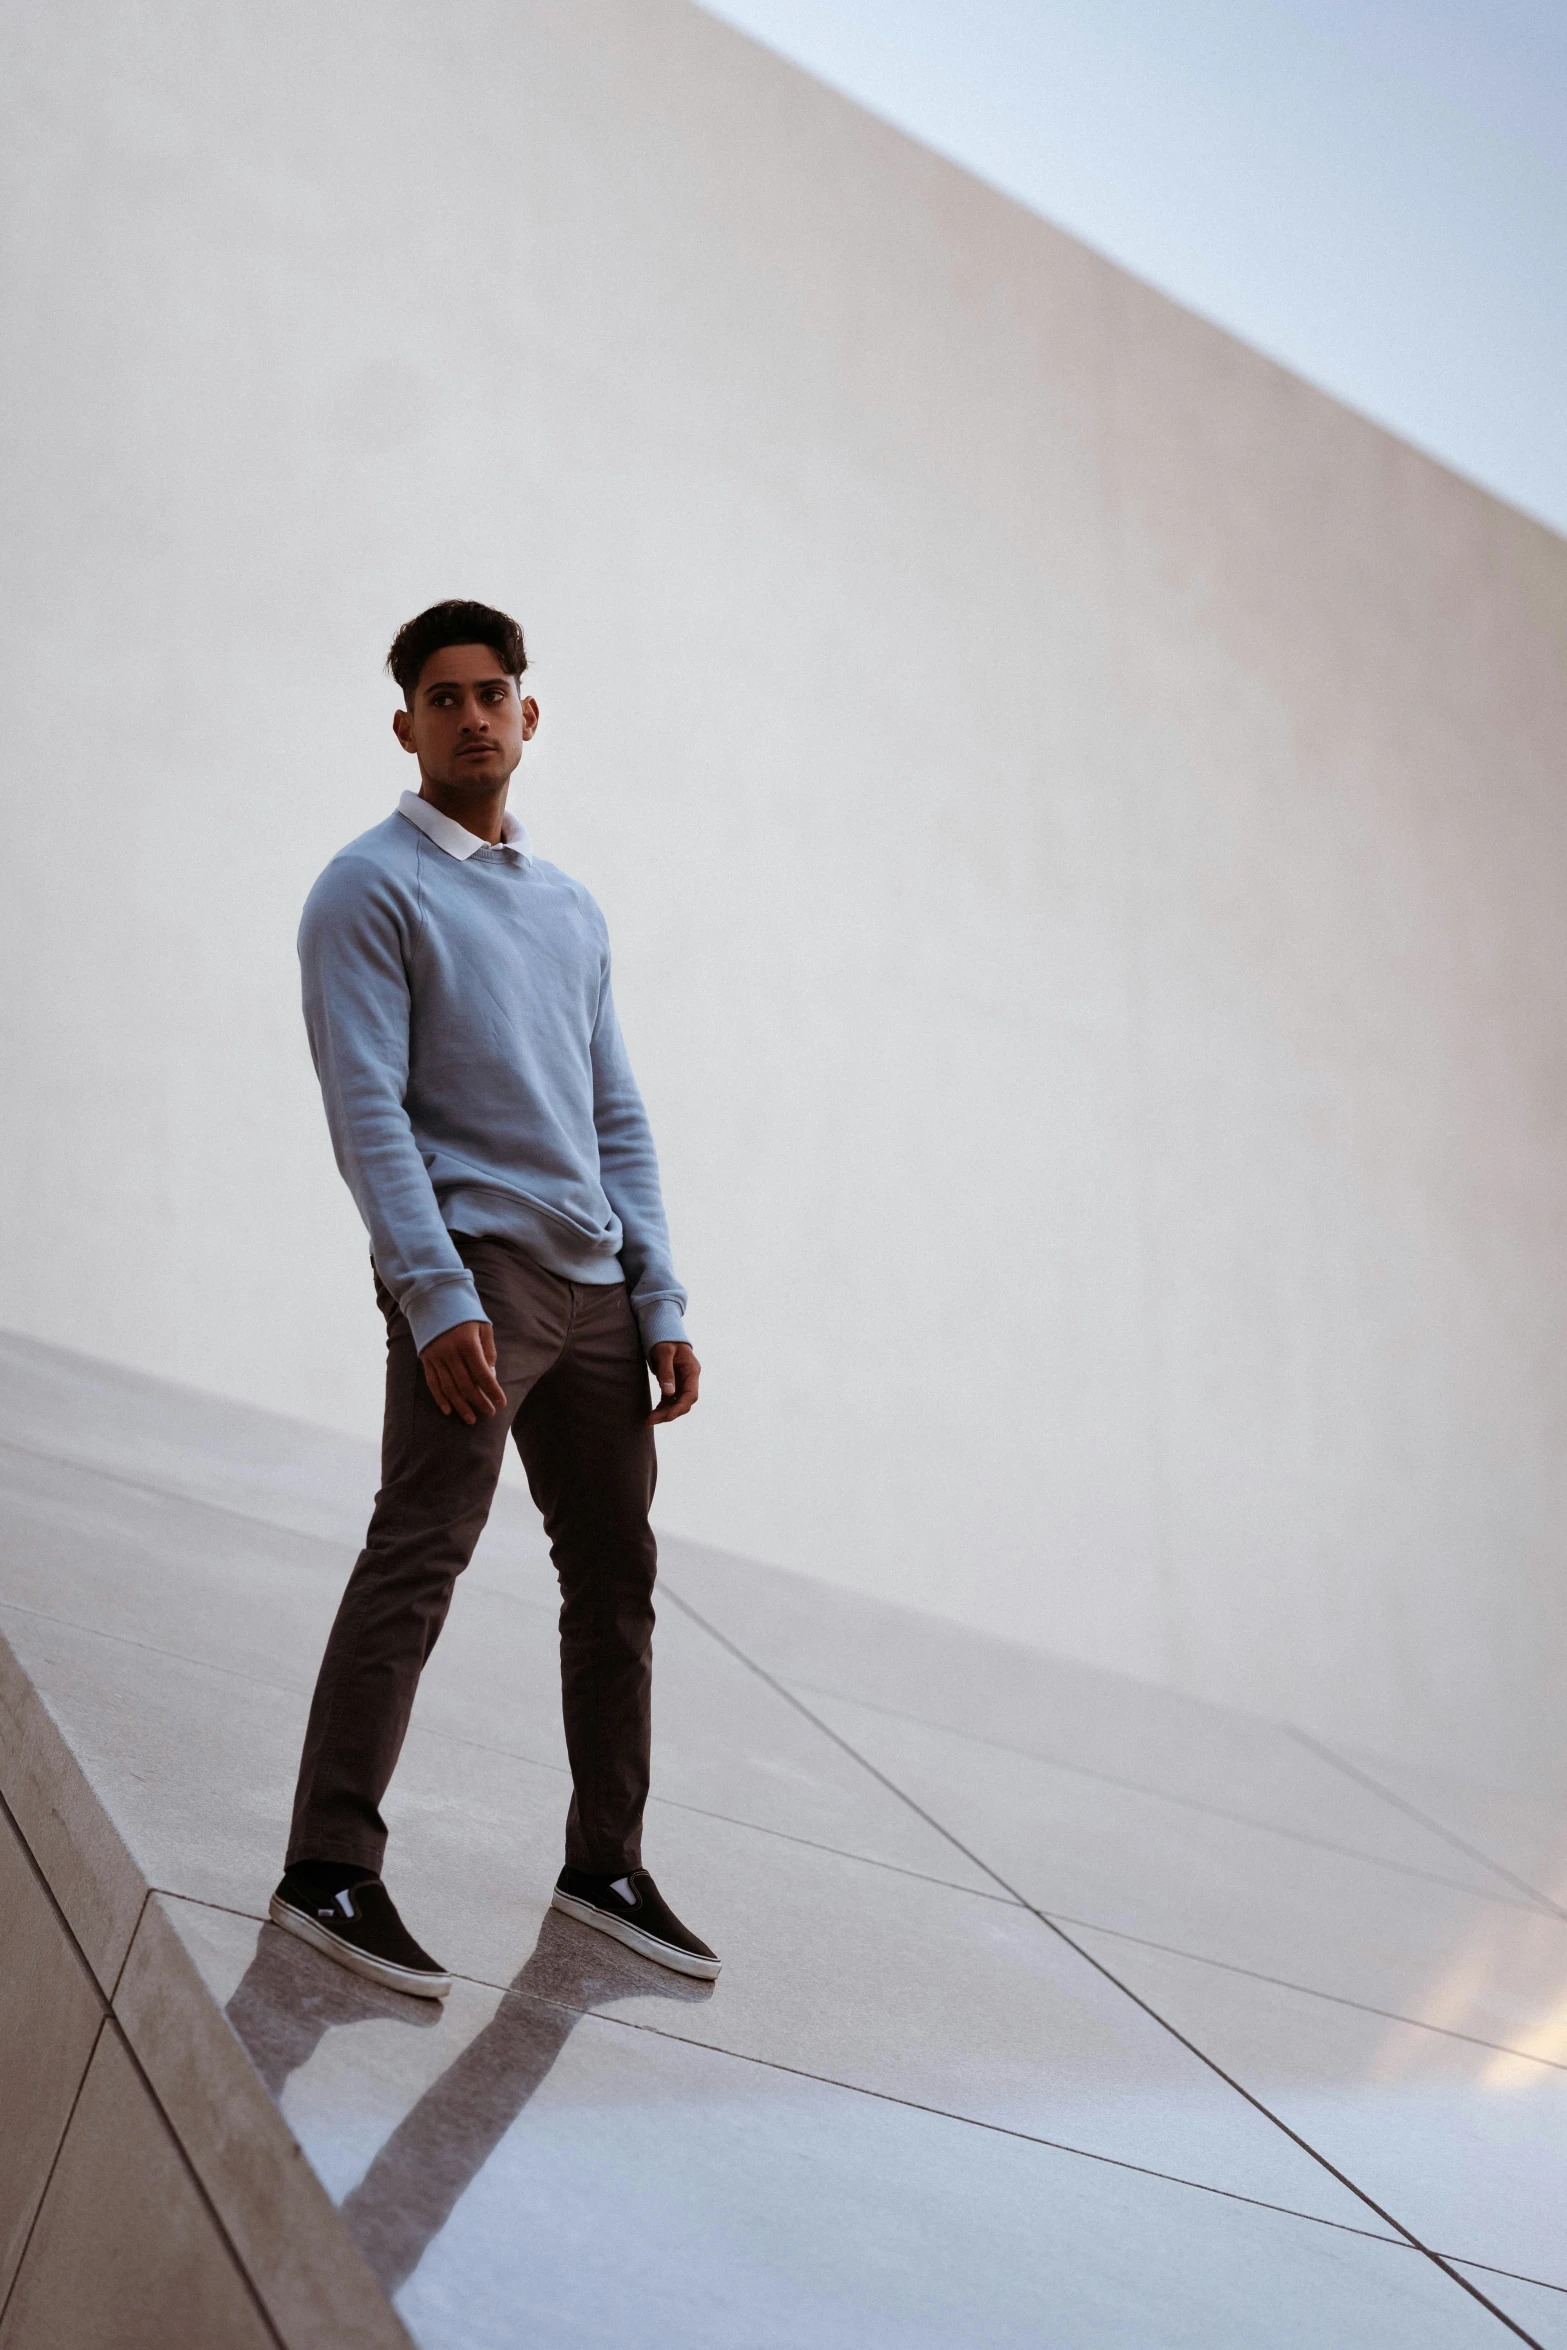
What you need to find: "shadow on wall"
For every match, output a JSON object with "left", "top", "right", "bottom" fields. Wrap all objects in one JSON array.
[{"left": 224, "top": 1908, "right": 713, "bottom": 2292}]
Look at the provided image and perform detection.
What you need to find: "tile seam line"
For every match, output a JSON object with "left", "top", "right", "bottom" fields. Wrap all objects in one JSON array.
[
  {"left": 784, "top": 1673, "right": 1551, "bottom": 1912},
  {"left": 1038, "top": 1910, "right": 1567, "bottom": 2075},
  {"left": 0, "top": 1595, "right": 317, "bottom": 1701},
  {"left": 10, "top": 1591, "right": 1561, "bottom": 2059},
  {"left": 0, "top": 1782, "right": 110, "bottom": 2336},
  {"left": 0, "top": 1779, "right": 115, "bottom": 2012},
  {"left": 3, "top": 1422, "right": 1544, "bottom": 1920},
  {"left": 0, "top": 2012, "right": 109, "bottom": 2334},
  {"left": 0, "top": 1541, "right": 1541, "bottom": 1926},
  {"left": 3, "top": 1426, "right": 1547, "bottom": 1923},
  {"left": 1287, "top": 1724, "right": 1567, "bottom": 1921},
  {"left": 0, "top": 1436, "right": 361, "bottom": 1549},
  {"left": 159, "top": 1877, "right": 1565, "bottom": 2117},
  {"left": 573, "top": 2003, "right": 1567, "bottom": 2301},
  {"left": 147, "top": 1889, "right": 1408, "bottom": 2258},
  {"left": 156, "top": 1909, "right": 1567, "bottom": 2298},
  {"left": 640, "top": 1797, "right": 1022, "bottom": 1905},
  {"left": 0, "top": 1602, "right": 1025, "bottom": 1909},
  {"left": 0, "top": 1594, "right": 1020, "bottom": 1911},
  {"left": 506, "top": 2001, "right": 1416, "bottom": 2251},
  {"left": 1454, "top": 2267, "right": 1567, "bottom": 2304},
  {"left": 0, "top": 1437, "right": 617, "bottom": 1600},
  {"left": 660, "top": 1579, "right": 1544, "bottom": 2349}
]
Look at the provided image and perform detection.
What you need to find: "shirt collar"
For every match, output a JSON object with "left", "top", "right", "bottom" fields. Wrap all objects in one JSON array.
[{"left": 397, "top": 789, "right": 532, "bottom": 865}]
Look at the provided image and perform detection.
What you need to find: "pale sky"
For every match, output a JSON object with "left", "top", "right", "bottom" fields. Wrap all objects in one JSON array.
[{"left": 701, "top": 0, "right": 1567, "bottom": 537}]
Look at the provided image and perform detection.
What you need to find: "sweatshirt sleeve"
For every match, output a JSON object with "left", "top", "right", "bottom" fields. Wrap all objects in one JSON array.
[
  {"left": 298, "top": 854, "right": 485, "bottom": 1352},
  {"left": 590, "top": 963, "right": 690, "bottom": 1352}
]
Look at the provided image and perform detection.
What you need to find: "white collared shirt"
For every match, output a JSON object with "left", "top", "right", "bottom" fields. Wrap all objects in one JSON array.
[{"left": 397, "top": 788, "right": 533, "bottom": 865}]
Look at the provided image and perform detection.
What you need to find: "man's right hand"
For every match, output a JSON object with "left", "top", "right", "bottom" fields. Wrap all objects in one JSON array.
[{"left": 420, "top": 1321, "right": 507, "bottom": 1424}]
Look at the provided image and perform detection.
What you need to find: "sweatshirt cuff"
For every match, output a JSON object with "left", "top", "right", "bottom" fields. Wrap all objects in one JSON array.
[
  {"left": 404, "top": 1270, "right": 488, "bottom": 1355},
  {"left": 636, "top": 1299, "right": 690, "bottom": 1352}
]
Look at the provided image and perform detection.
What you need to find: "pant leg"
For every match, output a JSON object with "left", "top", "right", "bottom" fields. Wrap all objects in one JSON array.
[
  {"left": 285, "top": 1241, "right": 568, "bottom": 1871},
  {"left": 510, "top": 1279, "right": 658, "bottom": 1874}
]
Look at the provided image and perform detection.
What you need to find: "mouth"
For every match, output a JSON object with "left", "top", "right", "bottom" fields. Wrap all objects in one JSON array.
[{"left": 456, "top": 744, "right": 496, "bottom": 760}]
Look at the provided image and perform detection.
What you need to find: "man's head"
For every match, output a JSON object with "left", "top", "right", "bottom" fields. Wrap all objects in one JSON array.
[{"left": 387, "top": 599, "right": 538, "bottom": 806}]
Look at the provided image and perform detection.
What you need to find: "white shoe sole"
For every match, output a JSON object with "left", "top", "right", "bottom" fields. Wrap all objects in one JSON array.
[
  {"left": 550, "top": 1889, "right": 722, "bottom": 1979},
  {"left": 269, "top": 1895, "right": 452, "bottom": 2000}
]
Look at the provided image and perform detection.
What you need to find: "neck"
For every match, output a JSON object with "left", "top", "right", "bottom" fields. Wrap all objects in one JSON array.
[{"left": 419, "top": 780, "right": 508, "bottom": 845}]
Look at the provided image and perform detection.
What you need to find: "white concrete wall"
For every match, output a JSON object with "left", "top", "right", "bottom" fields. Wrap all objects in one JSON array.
[{"left": 2, "top": 0, "right": 1564, "bottom": 1789}]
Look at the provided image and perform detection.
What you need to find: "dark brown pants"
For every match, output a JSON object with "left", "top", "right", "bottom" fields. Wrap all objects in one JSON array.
[{"left": 286, "top": 1234, "right": 658, "bottom": 1877}]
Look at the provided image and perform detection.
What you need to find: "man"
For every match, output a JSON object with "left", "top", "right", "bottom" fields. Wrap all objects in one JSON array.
[{"left": 271, "top": 599, "right": 717, "bottom": 1997}]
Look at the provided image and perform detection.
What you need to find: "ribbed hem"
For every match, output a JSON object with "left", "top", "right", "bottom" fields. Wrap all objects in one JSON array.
[
  {"left": 636, "top": 1299, "right": 690, "bottom": 1352},
  {"left": 403, "top": 1269, "right": 488, "bottom": 1354}
]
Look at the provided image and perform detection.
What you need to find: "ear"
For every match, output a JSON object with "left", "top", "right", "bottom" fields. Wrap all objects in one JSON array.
[
  {"left": 520, "top": 695, "right": 540, "bottom": 743},
  {"left": 392, "top": 706, "right": 416, "bottom": 754}
]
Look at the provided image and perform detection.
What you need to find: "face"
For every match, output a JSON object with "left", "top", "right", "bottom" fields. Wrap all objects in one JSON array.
[{"left": 392, "top": 642, "right": 539, "bottom": 795}]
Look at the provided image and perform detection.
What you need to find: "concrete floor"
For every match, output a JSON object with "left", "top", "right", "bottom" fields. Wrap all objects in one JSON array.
[{"left": 1, "top": 1330, "right": 1565, "bottom": 2346}]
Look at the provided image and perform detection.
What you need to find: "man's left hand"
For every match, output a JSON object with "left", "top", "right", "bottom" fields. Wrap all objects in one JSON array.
[{"left": 648, "top": 1341, "right": 701, "bottom": 1424}]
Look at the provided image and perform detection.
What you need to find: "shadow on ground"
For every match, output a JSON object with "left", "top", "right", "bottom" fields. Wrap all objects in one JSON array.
[{"left": 225, "top": 1908, "right": 713, "bottom": 2290}]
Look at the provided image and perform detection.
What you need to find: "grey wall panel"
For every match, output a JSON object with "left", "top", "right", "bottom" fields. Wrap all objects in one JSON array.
[
  {"left": 0, "top": 1802, "right": 104, "bottom": 2305},
  {"left": 0, "top": 2026, "right": 276, "bottom": 2350}
]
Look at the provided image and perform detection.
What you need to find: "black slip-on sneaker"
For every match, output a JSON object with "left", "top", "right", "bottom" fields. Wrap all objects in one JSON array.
[
  {"left": 551, "top": 1867, "right": 721, "bottom": 1979},
  {"left": 269, "top": 1871, "right": 452, "bottom": 2000}
]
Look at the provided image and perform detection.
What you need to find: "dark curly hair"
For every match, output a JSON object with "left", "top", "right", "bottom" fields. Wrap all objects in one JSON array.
[{"left": 386, "top": 600, "right": 528, "bottom": 699}]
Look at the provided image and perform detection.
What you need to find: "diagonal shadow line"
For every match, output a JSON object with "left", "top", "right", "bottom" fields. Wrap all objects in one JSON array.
[
  {"left": 225, "top": 1906, "right": 714, "bottom": 2300},
  {"left": 1287, "top": 1726, "right": 1567, "bottom": 1923},
  {"left": 341, "top": 1905, "right": 717, "bottom": 2295},
  {"left": 658, "top": 1580, "right": 1544, "bottom": 2349}
]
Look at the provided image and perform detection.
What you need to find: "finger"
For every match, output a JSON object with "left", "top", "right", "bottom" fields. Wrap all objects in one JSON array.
[
  {"left": 423, "top": 1356, "right": 454, "bottom": 1417},
  {"left": 459, "top": 1347, "right": 505, "bottom": 1416},
  {"left": 456, "top": 1329, "right": 506, "bottom": 1413},
  {"left": 649, "top": 1378, "right": 698, "bottom": 1424},
  {"left": 449, "top": 1379, "right": 478, "bottom": 1426},
  {"left": 446, "top": 1358, "right": 486, "bottom": 1424}
]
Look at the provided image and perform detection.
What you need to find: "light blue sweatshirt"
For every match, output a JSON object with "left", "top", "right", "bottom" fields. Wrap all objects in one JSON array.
[{"left": 298, "top": 794, "right": 688, "bottom": 1356}]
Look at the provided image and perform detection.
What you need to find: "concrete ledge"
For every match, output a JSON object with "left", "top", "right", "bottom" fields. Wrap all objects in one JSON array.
[
  {"left": 117, "top": 1893, "right": 407, "bottom": 2350},
  {"left": 0, "top": 1797, "right": 102, "bottom": 2304},
  {"left": 0, "top": 1631, "right": 406, "bottom": 2350},
  {"left": 0, "top": 1632, "right": 145, "bottom": 1994}
]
